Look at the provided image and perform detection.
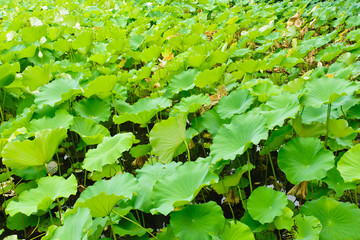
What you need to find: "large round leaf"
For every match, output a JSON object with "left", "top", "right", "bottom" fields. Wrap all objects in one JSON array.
[
  {"left": 337, "top": 144, "right": 360, "bottom": 182},
  {"left": 168, "top": 69, "right": 199, "bottom": 94},
  {"left": 151, "top": 161, "right": 218, "bottom": 215},
  {"left": 247, "top": 187, "right": 287, "bottom": 224},
  {"left": 27, "top": 109, "right": 73, "bottom": 133},
  {"left": 70, "top": 117, "right": 110, "bottom": 146},
  {"left": 73, "top": 97, "right": 111, "bottom": 123},
  {"left": 171, "top": 94, "right": 210, "bottom": 115},
  {"left": 35, "top": 78, "right": 82, "bottom": 108},
  {"left": 211, "top": 112, "right": 268, "bottom": 162},
  {"left": 278, "top": 137, "right": 334, "bottom": 185},
  {"left": 74, "top": 173, "right": 138, "bottom": 217},
  {"left": 215, "top": 89, "right": 254, "bottom": 120},
  {"left": 170, "top": 201, "right": 225, "bottom": 240},
  {"left": 221, "top": 221, "right": 255, "bottom": 240},
  {"left": 2, "top": 128, "right": 67, "bottom": 170},
  {"left": 83, "top": 75, "right": 117, "bottom": 99},
  {"left": 302, "top": 77, "right": 358, "bottom": 108},
  {"left": 134, "top": 162, "right": 181, "bottom": 212},
  {"left": 149, "top": 113, "right": 186, "bottom": 164},
  {"left": 113, "top": 97, "right": 171, "bottom": 126},
  {"left": 302, "top": 196, "right": 360, "bottom": 240},
  {"left": 48, "top": 207, "right": 93, "bottom": 240},
  {"left": 83, "top": 132, "right": 135, "bottom": 172},
  {"left": 292, "top": 214, "right": 322, "bottom": 240},
  {"left": 323, "top": 168, "right": 356, "bottom": 196},
  {"left": 6, "top": 175, "right": 77, "bottom": 216}
]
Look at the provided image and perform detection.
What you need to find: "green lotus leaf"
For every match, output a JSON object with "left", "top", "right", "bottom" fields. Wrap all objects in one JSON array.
[
  {"left": 215, "top": 89, "right": 253, "bottom": 120},
  {"left": 208, "top": 50, "right": 229, "bottom": 66},
  {"left": 74, "top": 173, "right": 138, "bottom": 217},
  {"left": 171, "top": 94, "right": 210, "bottom": 115},
  {"left": 247, "top": 80, "right": 280, "bottom": 102},
  {"left": 6, "top": 175, "right": 77, "bottom": 216},
  {"left": 130, "top": 144, "right": 151, "bottom": 158},
  {"left": 83, "top": 132, "right": 135, "bottom": 172},
  {"left": 27, "top": 109, "right": 73, "bottom": 133},
  {"left": 301, "top": 105, "right": 337, "bottom": 124},
  {"left": 72, "top": 30, "right": 93, "bottom": 54},
  {"left": 113, "top": 97, "right": 171, "bottom": 126},
  {"left": 315, "top": 43, "right": 344, "bottom": 62},
  {"left": 211, "top": 112, "right": 268, "bottom": 162},
  {"left": 35, "top": 78, "right": 82, "bottom": 108},
  {"left": 83, "top": 75, "right": 117, "bottom": 99},
  {"left": 302, "top": 77, "right": 358, "bottom": 108},
  {"left": 48, "top": 207, "right": 93, "bottom": 240},
  {"left": 327, "top": 119, "right": 355, "bottom": 138},
  {"left": 247, "top": 186, "right": 287, "bottom": 224},
  {"left": 323, "top": 168, "right": 356, "bottom": 196},
  {"left": 168, "top": 69, "right": 199, "bottom": 94},
  {"left": 2, "top": 128, "right": 67, "bottom": 170},
  {"left": 274, "top": 207, "right": 294, "bottom": 231},
  {"left": 302, "top": 196, "right": 360, "bottom": 240},
  {"left": 337, "top": 144, "right": 360, "bottom": 182},
  {"left": 20, "top": 25, "right": 47, "bottom": 42},
  {"left": 278, "top": 137, "right": 334, "bottom": 185},
  {"left": 291, "top": 116, "right": 326, "bottom": 137},
  {"left": 194, "top": 66, "right": 224, "bottom": 88},
  {"left": 151, "top": 161, "right": 218, "bottom": 215},
  {"left": 220, "top": 221, "right": 255, "bottom": 240},
  {"left": 170, "top": 201, "right": 225, "bottom": 240},
  {"left": 292, "top": 214, "right": 322, "bottom": 240},
  {"left": 70, "top": 117, "right": 110, "bottom": 146},
  {"left": 134, "top": 162, "right": 181, "bottom": 212},
  {"left": 261, "top": 92, "right": 300, "bottom": 129},
  {"left": 140, "top": 45, "right": 162, "bottom": 62},
  {"left": 73, "top": 98, "right": 111, "bottom": 123},
  {"left": 149, "top": 113, "right": 187, "bottom": 164},
  {"left": 0, "top": 63, "right": 20, "bottom": 88},
  {"left": 280, "top": 57, "right": 304, "bottom": 68},
  {"left": 6, "top": 213, "right": 37, "bottom": 231},
  {"left": 192, "top": 109, "right": 224, "bottom": 136},
  {"left": 129, "top": 35, "right": 144, "bottom": 50},
  {"left": 22, "top": 64, "right": 51, "bottom": 91}
]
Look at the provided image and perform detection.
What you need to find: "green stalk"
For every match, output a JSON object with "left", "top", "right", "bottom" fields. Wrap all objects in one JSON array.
[
  {"left": 221, "top": 179, "right": 236, "bottom": 223},
  {"left": 246, "top": 151, "right": 253, "bottom": 193},
  {"left": 184, "top": 140, "right": 191, "bottom": 162},
  {"left": 237, "top": 186, "right": 246, "bottom": 211},
  {"left": 112, "top": 209, "right": 158, "bottom": 239},
  {"left": 56, "top": 198, "right": 63, "bottom": 223},
  {"left": 324, "top": 103, "right": 331, "bottom": 148},
  {"left": 56, "top": 152, "right": 61, "bottom": 176},
  {"left": 355, "top": 185, "right": 358, "bottom": 207},
  {"left": 267, "top": 152, "right": 279, "bottom": 190},
  {"left": 108, "top": 214, "right": 117, "bottom": 240}
]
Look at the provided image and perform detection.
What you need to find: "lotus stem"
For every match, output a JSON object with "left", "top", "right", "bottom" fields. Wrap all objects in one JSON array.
[
  {"left": 56, "top": 152, "right": 61, "bottom": 176},
  {"left": 227, "top": 198, "right": 236, "bottom": 224},
  {"left": 324, "top": 103, "right": 331, "bottom": 148},
  {"left": 146, "top": 124, "right": 150, "bottom": 135},
  {"left": 355, "top": 186, "right": 358, "bottom": 207},
  {"left": 112, "top": 209, "right": 158, "bottom": 239},
  {"left": 247, "top": 151, "right": 253, "bottom": 193},
  {"left": 237, "top": 186, "right": 247, "bottom": 211},
  {"left": 184, "top": 140, "right": 191, "bottom": 162},
  {"left": 267, "top": 152, "right": 279, "bottom": 191},
  {"left": 108, "top": 214, "right": 117, "bottom": 240},
  {"left": 56, "top": 198, "right": 63, "bottom": 223}
]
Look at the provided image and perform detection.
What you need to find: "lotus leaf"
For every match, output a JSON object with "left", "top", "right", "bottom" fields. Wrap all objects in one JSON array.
[
  {"left": 27, "top": 109, "right": 73, "bottom": 133},
  {"left": 74, "top": 173, "right": 138, "bottom": 217},
  {"left": 73, "top": 98, "right": 111, "bottom": 123},
  {"left": 35, "top": 78, "right": 82, "bottom": 108},
  {"left": 292, "top": 215, "right": 322, "bottom": 240},
  {"left": 211, "top": 112, "right": 268, "bottom": 162},
  {"left": 273, "top": 207, "right": 294, "bottom": 230},
  {"left": 83, "top": 132, "right": 134, "bottom": 172},
  {"left": 171, "top": 94, "right": 210, "bottom": 115},
  {"left": 6, "top": 175, "right": 77, "bottom": 216},
  {"left": 215, "top": 89, "right": 253, "bottom": 120},
  {"left": 168, "top": 69, "right": 199, "bottom": 94},
  {"left": 0, "top": 63, "right": 20, "bottom": 88},
  {"left": 22, "top": 64, "right": 51, "bottom": 91},
  {"left": 278, "top": 137, "right": 334, "bottom": 185},
  {"left": 170, "top": 201, "right": 225, "bottom": 240},
  {"left": 323, "top": 168, "right": 356, "bottom": 196},
  {"left": 48, "top": 207, "right": 93, "bottom": 240},
  {"left": 70, "top": 117, "right": 110, "bottom": 146},
  {"left": 83, "top": 75, "right": 117, "bottom": 99},
  {"left": 113, "top": 97, "right": 171, "bottom": 126},
  {"left": 2, "top": 128, "right": 67, "bottom": 170},
  {"left": 337, "top": 144, "right": 360, "bottom": 182},
  {"left": 151, "top": 161, "right": 218, "bottom": 215},
  {"left": 302, "top": 196, "right": 360, "bottom": 240},
  {"left": 302, "top": 77, "right": 358, "bottom": 108},
  {"left": 220, "top": 221, "right": 255, "bottom": 240},
  {"left": 149, "top": 113, "right": 187, "bottom": 164},
  {"left": 194, "top": 66, "right": 224, "bottom": 88}
]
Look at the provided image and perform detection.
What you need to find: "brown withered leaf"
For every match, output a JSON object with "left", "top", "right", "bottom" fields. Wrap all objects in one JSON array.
[
  {"left": 288, "top": 181, "right": 308, "bottom": 199},
  {"left": 132, "top": 155, "right": 148, "bottom": 168}
]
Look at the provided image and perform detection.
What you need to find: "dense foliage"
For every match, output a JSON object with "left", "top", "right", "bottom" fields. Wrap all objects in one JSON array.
[{"left": 1, "top": 0, "right": 360, "bottom": 239}]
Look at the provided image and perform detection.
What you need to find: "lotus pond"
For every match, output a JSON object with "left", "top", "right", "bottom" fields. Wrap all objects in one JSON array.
[{"left": 1, "top": 0, "right": 360, "bottom": 239}]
